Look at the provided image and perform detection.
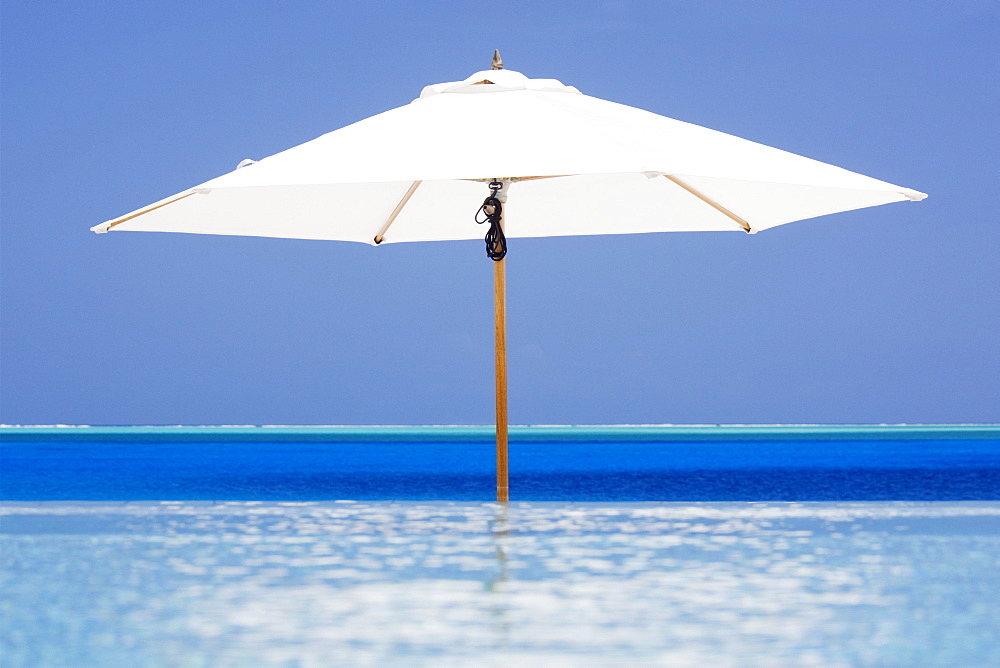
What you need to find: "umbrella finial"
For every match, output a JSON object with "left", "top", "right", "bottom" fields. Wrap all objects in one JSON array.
[{"left": 492, "top": 50, "right": 503, "bottom": 70}]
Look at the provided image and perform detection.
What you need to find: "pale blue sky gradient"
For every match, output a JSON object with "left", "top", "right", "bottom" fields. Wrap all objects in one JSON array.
[{"left": 2, "top": 1, "right": 998, "bottom": 425}]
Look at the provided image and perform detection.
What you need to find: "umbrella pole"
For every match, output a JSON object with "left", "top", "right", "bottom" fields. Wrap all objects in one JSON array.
[
  {"left": 495, "top": 252, "right": 509, "bottom": 503},
  {"left": 482, "top": 178, "right": 509, "bottom": 504}
]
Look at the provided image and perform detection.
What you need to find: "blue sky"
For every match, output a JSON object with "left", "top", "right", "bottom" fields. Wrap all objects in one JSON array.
[{"left": 2, "top": 1, "right": 998, "bottom": 426}]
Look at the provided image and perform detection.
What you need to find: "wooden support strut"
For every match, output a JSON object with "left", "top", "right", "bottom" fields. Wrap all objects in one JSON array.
[
  {"left": 374, "top": 181, "right": 421, "bottom": 244},
  {"left": 98, "top": 192, "right": 199, "bottom": 232},
  {"left": 663, "top": 175, "right": 753, "bottom": 233}
]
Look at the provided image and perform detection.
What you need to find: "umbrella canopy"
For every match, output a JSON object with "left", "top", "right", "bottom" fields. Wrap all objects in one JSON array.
[
  {"left": 93, "top": 66, "right": 925, "bottom": 241},
  {"left": 92, "top": 56, "right": 925, "bottom": 503}
]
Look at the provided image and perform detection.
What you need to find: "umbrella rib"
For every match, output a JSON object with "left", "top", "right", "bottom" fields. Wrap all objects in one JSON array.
[
  {"left": 529, "top": 93, "right": 752, "bottom": 232},
  {"left": 97, "top": 192, "right": 199, "bottom": 232},
  {"left": 374, "top": 181, "right": 422, "bottom": 244},
  {"left": 663, "top": 175, "right": 753, "bottom": 233}
]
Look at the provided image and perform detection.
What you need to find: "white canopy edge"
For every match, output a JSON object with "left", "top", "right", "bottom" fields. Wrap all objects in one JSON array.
[{"left": 91, "top": 172, "right": 923, "bottom": 242}]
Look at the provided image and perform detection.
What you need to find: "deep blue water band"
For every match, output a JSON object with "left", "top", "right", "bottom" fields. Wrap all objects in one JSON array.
[{"left": 3, "top": 426, "right": 999, "bottom": 501}]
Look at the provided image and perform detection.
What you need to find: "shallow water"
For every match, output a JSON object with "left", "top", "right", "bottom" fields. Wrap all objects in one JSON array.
[{"left": 3, "top": 501, "right": 999, "bottom": 666}]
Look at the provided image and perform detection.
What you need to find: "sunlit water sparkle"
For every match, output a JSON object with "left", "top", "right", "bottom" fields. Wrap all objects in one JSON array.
[{"left": 2, "top": 501, "right": 998, "bottom": 666}]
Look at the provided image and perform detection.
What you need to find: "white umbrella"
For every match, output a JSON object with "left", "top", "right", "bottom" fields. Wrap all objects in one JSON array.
[{"left": 93, "top": 52, "right": 926, "bottom": 502}]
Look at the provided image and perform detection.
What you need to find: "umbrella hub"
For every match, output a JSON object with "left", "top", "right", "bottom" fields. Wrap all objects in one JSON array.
[
  {"left": 418, "top": 69, "right": 581, "bottom": 99},
  {"left": 476, "top": 180, "right": 507, "bottom": 261}
]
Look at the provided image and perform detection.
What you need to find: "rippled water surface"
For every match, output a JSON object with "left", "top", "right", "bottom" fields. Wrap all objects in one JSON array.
[{"left": 2, "top": 501, "right": 999, "bottom": 666}]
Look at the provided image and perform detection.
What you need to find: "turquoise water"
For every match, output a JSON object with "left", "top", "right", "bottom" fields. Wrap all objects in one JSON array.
[
  {"left": 5, "top": 424, "right": 996, "bottom": 442},
  {"left": 2, "top": 426, "right": 999, "bottom": 665}
]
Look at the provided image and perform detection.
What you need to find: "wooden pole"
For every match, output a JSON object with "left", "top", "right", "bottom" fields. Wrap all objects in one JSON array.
[{"left": 494, "top": 250, "right": 509, "bottom": 503}]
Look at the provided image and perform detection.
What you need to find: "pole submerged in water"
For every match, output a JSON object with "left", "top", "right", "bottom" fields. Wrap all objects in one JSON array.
[
  {"left": 494, "top": 192, "right": 509, "bottom": 503},
  {"left": 477, "top": 176, "right": 509, "bottom": 504},
  {"left": 495, "top": 251, "right": 508, "bottom": 503}
]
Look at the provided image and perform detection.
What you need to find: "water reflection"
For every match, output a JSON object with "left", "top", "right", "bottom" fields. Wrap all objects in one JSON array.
[
  {"left": 1, "top": 501, "right": 999, "bottom": 666},
  {"left": 485, "top": 504, "right": 511, "bottom": 650}
]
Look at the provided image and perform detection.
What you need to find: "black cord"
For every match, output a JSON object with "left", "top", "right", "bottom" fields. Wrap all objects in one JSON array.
[{"left": 475, "top": 181, "right": 507, "bottom": 261}]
